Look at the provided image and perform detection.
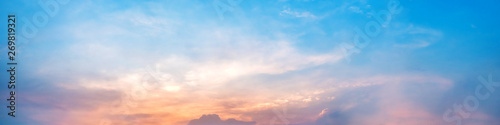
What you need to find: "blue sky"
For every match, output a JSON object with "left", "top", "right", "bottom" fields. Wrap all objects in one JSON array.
[{"left": 1, "top": 0, "right": 500, "bottom": 125}]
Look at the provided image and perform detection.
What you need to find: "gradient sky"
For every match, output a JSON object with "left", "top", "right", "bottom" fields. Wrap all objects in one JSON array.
[{"left": 1, "top": 0, "right": 500, "bottom": 125}]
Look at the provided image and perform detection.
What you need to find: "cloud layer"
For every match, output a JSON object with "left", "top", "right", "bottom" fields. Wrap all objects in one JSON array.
[{"left": 1, "top": 0, "right": 500, "bottom": 125}]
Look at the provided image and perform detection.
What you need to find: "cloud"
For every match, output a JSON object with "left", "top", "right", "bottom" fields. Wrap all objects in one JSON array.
[
  {"left": 12, "top": 0, "right": 500, "bottom": 125},
  {"left": 280, "top": 8, "right": 317, "bottom": 19},
  {"left": 188, "top": 114, "right": 256, "bottom": 125},
  {"left": 311, "top": 81, "right": 442, "bottom": 125},
  {"left": 305, "top": 72, "right": 500, "bottom": 125},
  {"left": 348, "top": 6, "right": 363, "bottom": 14},
  {"left": 387, "top": 24, "right": 443, "bottom": 49},
  {"left": 33, "top": 2, "right": 347, "bottom": 124}
]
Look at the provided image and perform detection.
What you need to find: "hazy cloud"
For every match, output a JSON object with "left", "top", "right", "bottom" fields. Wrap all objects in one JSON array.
[{"left": 188, "top": 114, "right": 256, "bottom": 125}]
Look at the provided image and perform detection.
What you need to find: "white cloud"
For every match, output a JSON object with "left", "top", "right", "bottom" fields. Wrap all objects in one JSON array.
[
  {"left": 348, "top": 6, "right": 363, "bottom": 14},
  {"left": 385, "top": 24, "right": 443, "bottom": 49},
  {"left": 280, "top": 8, "right": 317, "bottom": 19}
]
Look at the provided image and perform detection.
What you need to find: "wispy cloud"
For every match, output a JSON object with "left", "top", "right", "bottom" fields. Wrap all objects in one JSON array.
[{"left": 280, "top": 8, "right": 317, "bottom": 19}]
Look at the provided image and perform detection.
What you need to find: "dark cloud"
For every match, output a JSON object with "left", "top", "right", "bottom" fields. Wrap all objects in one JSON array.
[{"left": 188, "top": 114, "right": 256, "bottom": 125}]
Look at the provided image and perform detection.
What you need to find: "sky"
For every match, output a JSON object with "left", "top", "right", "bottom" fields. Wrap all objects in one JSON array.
[{"left": 1, "top": 0, "right": 500, "bottom": 125}]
